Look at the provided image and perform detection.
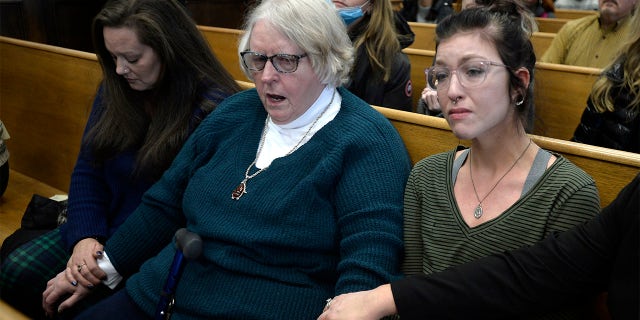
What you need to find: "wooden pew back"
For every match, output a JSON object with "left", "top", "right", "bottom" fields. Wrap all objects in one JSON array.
[
  {"left": 198, "top": 26, "right": 247, "bottom": 82},
  {"left": 533, "top": 62, "right": 601, "bottom": 140},
  {"left": 530, "top": 32, "right": 555, "bottom": 59},
  {"left": 0, "top": 36, "right": 101, "bottom": 191},
  {"left": 408, "top": 22, "right": 555, "bottom": 58},
  {"left": 554, "top": 9, "right": 598, "bottom": 20},
  {"left": 535, "top": 17, "right": 570, "bottom": 33}
]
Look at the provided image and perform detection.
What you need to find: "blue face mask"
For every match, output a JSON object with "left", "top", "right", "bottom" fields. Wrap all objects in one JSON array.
[{"left": 328, "top": 1, "right": 370, "bottom": 26}]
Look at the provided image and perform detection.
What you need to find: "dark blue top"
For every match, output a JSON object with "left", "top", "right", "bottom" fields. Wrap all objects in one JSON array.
[{"left": 61, "top": 85, "right": 229, "bottom": 251}]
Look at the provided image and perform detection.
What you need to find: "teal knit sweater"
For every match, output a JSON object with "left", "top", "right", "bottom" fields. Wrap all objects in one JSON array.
[{"left": 105, "top": 87, "right": 411, "bottom": 319}]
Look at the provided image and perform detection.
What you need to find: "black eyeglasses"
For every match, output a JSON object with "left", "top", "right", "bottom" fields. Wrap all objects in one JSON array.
[
  {"left": 240, "top": 51, "right": 308, "bottom": 73},
  {"left": 426, "top": 60, "right": 510, "bottom": 90}
]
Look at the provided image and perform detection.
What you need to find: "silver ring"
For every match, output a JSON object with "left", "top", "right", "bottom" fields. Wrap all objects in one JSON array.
[{"left": 324, "top": 298, "right": 333, "bottom": 310}]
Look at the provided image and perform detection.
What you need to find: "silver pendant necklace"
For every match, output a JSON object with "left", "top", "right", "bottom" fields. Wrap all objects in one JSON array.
[
  {"left": 469, "top": 139, "right": 532, "bottom": 219},
  {"left": 231, "top": 90, "right": 335, "bottom": 200}
]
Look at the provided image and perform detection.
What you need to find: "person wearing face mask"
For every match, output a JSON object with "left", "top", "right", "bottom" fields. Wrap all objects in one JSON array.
[{"left": 329, "top": 0, "right": 415, "bottom": 112}]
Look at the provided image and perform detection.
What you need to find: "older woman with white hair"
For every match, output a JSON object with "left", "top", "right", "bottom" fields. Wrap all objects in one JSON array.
[{"left": 41, "top": 0, "right": 411, "bottom": 318}]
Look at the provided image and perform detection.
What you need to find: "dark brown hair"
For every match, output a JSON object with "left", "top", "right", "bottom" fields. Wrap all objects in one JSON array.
[
  {"left": 436, "top": 0, "right": 537, "bottom": 130},
  {"left": 89, "top": 0, "right": 241, "bottom": 180}
]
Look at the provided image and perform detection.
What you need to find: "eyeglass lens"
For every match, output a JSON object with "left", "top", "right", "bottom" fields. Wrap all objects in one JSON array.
[
  {"left": 427, "top": 61, "right": 504, "bottom": 90},
  {"left": 241, "top": 52, "right": 305, "bottom": 73}
]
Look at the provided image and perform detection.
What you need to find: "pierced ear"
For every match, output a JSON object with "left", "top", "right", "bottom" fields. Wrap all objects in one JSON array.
[
  {"left": 515, "top": 95, "right": 525, "bottom": 106},
  {"left": 514, "top": 67, "right": 531, "bottom": 91}
]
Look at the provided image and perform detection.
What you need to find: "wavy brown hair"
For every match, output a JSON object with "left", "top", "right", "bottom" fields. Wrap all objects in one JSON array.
[
  {"left": 436, "top": 0, "right": 537, "bottom": 131},
  {"left": 590, "top": 9, "right": 640, "bottom": 113},
  {"left": 350, "top": 0, "right": 402, "bottom": 82},
  {"left": 89, "top": 0, "right": 241, "bottom": 180}
]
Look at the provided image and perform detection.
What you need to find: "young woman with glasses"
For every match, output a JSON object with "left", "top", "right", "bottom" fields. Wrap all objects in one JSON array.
[
  {"left": 319, "top": 1, "right": 602, "bottom": 319},
  {"left": 41, "top": 0, "right": 412, "bottom": 318}
]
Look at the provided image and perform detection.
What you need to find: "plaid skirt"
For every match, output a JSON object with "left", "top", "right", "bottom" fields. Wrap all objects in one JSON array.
[{"left": 0, "top": 228, "right": 68, "bottom": 318}]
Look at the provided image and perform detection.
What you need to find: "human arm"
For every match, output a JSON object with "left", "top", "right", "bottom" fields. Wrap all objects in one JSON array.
[
  {"left": 62, "top": 87, "right": 115, "bottom": 285},
  {"left": 331, "top": 105, "right": 412, "bottom": 294},
  {"left": 389, "top": 173, "right": 639, "bottom": 319},
  {"left": 100, "top": 131, "right": 206, "bottom": 277},
  {"left": 318, "top": 284, "right": 397, "bottom": 320}
]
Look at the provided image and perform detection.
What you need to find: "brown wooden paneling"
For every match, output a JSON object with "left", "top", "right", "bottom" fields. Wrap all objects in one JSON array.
[
  {"left": 0, "top": 1, "right": 27, "bottom": 40},
  {"left": 186, "top": 0, "right": 256, "bottom": 29},
  {"left": 0, "top": 37, "right": 102, "bottom": 190}
]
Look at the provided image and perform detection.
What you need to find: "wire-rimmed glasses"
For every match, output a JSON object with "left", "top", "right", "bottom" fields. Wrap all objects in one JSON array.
[
  {"left": 240, "top": 51, "right": 307, "bottom": 73},
  {"left": 425, "top": 60, "right": 510, "bottom": 90}
]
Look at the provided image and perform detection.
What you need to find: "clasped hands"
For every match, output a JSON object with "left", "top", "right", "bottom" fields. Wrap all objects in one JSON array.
[{"left": 42, "top": 238, "right": 106, "bottom": 316}]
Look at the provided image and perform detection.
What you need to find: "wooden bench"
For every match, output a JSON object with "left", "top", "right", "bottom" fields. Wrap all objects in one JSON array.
[
  {"left": 408, "top": 22, "right": 555, "bottom": 58},
  {"left": 198, "top": 26, "right": 247, "bottom": 82},
  {"left": 533, "top": 62, "right": 601, "bottom": 140},
  {"left": 530, "top": 32, "right": 555, "bottom": 59},
  {"left": 0, "top": 299, "right": 30, "bottom": 320},
  {"left": 0, "top": 36, "right": 102, "bottom": 192},
  {"left": 535, "top": 17, "right": 571, "bottom": 33},
  {"left": 554, "top": 8, "right": 598, "bottom": 20}
]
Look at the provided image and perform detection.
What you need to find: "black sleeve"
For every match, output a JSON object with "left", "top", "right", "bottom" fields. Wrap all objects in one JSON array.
[
  {"left": 380, "top": 53, "right": 413, "bottom": 112},
  {"left": 391, "top": 173, "right": 640, "bottom": 320},
  {"left": 572, "top": 99, "right": 604, "bottom": 145}
]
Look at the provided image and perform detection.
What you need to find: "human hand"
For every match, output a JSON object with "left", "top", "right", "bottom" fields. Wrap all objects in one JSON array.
[
  {"left": 317, "top": 284, "right": 396, "bottom": 320},
  {"left": 42, "top": 269, "right": 92, "bottom": 316},
  {"left": 67, "top": 238, "right": 106, "bottom": 287},
  {"left": 421, "top": 86, "right": 441, "bottom": 114}
]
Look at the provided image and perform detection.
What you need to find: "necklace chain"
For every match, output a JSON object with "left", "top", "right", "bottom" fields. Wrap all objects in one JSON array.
[
  {"left": 469, "top": 139, "right": 532, "bottom": 219},
  {"left": 231, "top": 90, "right": 336, "bottom": 200}
]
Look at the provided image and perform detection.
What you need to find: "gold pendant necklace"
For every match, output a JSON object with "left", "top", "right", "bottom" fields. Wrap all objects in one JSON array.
[
  {"left": 231, "top": 90, "right": 335, "bottom": 200},
  {"left": 469, "top": 139, "right": 532, "bottom": 219}
]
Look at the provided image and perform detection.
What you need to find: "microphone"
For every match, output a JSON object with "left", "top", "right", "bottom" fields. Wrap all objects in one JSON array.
[{"left": 155, "top": 228, "right": 202, "bottom": 320}]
